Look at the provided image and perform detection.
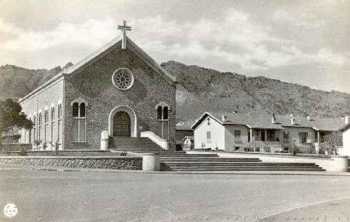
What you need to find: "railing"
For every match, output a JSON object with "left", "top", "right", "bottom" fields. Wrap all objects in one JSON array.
[
  {"left": 140, "top": 131, "right": 168, "bottom": 150},
  {"left": 237, "top": 141, "right": 283, "bottom": 153}
]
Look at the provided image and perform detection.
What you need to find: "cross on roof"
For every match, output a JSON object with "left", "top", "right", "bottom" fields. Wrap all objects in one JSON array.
[{"left": 118, "top": 20, "right": 132, "bottom": 49}]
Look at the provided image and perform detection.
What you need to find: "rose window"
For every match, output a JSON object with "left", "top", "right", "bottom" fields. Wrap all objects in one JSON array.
[{"left": 112, "top": 68, "right": 134, "bottom": 90}]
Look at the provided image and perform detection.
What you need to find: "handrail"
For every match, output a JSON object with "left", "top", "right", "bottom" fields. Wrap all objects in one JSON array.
[{"left": 140, "top": 131, "right": 168, "bottom": 150}]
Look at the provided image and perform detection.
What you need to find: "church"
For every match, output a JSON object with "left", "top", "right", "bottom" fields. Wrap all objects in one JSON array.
[{"left": 18, "top": 21, "right": 177, "bottom": 151}]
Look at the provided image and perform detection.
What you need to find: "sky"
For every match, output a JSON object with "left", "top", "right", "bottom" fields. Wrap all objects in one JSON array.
[{"left": 0, "top": 0, "right": 349, "bottom": 93}]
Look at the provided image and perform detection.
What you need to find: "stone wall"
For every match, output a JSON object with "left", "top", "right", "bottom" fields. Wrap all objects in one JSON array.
[{"left": 0, "top": 156, "right": 142, "bottom": 170}]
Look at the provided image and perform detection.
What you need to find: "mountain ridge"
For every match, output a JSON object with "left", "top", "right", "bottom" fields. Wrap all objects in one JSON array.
[{"left": 0, "top": 61, "right": 349, "bottom": 121}]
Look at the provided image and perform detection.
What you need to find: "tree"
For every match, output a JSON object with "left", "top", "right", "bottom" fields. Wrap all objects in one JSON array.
[
  {"left": 0, "top": 99, "right": 33, "bottom": 144},
  {"left": 320, "top": 132, "right": 342, "bottom": 155}
]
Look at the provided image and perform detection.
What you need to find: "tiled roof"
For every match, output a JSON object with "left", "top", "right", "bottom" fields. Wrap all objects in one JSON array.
[{"left": 192, "top": 111, "right": 347, "bottom": 131}]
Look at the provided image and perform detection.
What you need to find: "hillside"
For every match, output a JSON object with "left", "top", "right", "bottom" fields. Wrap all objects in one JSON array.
[
  {"left": 0, "top": 61, "right": 349, "bottom": 121},
  {"left": 161, "top": 61, "right": 350, "bottom": 121}
]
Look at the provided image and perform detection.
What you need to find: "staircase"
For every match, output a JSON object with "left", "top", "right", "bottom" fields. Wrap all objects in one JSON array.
[
  {"left": 110, "top": 137, "right": 165, "bottom": 153},
  {"left": 160, "top": 153, "right": 325, "bottom": 171}
]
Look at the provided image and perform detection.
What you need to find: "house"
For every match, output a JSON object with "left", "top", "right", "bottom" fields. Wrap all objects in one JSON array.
[
  {"left": 192, "top": 112, "right": 347, "bottom": 154},
  {"left": 18, "top": 21, "right": 177, "bottom": 151}
]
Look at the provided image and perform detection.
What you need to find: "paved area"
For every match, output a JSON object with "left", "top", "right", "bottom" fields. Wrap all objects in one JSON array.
[{"left": 0, "top": 169, "right": 350, "bottom": 222}]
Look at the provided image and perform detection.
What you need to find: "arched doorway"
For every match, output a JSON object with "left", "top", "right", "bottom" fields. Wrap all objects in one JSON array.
[
  {"left": 113, "top": 111, "right": 131, "bottom": 137},
  {"left": 108, "top": 105, "right": 137, "bottom": 137}
]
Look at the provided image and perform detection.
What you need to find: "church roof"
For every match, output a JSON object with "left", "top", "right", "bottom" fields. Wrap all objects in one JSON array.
[
  {"left": 19, "top": 35, "right": 176, "bottom": 102},
  {"left": 62, "top": 36, "right": 176, "bottom": 82}
]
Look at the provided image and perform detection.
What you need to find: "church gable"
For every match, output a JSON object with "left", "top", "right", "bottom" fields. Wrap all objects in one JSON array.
[{"left": 66, "top": 38, "right": 175, "bottom": 100}]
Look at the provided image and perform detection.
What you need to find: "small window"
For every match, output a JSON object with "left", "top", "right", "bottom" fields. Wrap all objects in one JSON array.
[
  {"left": 72, "top": 103, "right": 79, "bottom": 117},
  {"left": 234, "top": 130, "right": 241, "bottom": 138},
  {"left": 80, "top": 103, "right": 86, "bottom": 117},
  {"left": 299, "top": 132, "right": 308, "bottom": 144},
  {"left": 234, "top": 130, "right": 241, "bottom": 142},
  {"left": 163, "top": 106, "right": 168, "bottom": 120},
  {"left": 207, "top": 118, "right": 210, "bottom": 126},
  {"left": 206, "top": 131, "right": 211, "bottom": 142}
]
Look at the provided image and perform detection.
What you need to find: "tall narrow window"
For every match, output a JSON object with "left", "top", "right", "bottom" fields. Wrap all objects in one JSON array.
[
  {"left": 163, "top": 106, "right": 168, "bottom": 120},
  {"left": 57, "top": 104, "right": 62, "bottom": 143},
  {"left": 50, "top": 107, "right": 55, "bottom": 143},
  {"left": 80, "top": 103, "right": 85, "bottom": 117},
  {"left": 38, "top": 113, "right": 42, "bottom": 141},
  {"left": 157, "top": 106, "right": 162, "bottom": 120},
  {"left": 155, "top": 102, "right": 170, "bottom": 139},
  {"left": 156, "top": 103, "right": 169, "bottom": 121},
  {"left": 72, "top": 103, "right": 79, "bottom": 117},
  {"left": 72, "top": 101, "right": 87, "bottom": 143},
  {"left": 44, "top": 110, "right": 49, "bottom": 143},
  {"left": 33, "top": 116, "right": 36, "bottom": 142}
]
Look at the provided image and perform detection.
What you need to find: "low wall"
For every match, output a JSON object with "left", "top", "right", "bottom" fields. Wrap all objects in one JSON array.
[
  {"left": 0, "top": 156, "right": 142, "bottom": 170},
  {"left": 0, "top": 144, "right": 32, "bottom": 152}
]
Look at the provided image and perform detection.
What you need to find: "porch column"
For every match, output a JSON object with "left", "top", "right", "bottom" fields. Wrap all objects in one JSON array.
[
  {"left": 249, "top": 128, "right": 253, "bottom": 142},
  {"left": 264, "top": 130, "right": 267, "bottom": 141},
  {"left": 315, "top": 130, "right": 321, "bottom": 154}
]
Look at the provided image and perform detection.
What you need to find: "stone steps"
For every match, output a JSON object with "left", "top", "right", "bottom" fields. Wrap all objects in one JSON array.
[
  {"left": 160, "top": 153, "right": 218, "bottom": 158},
  {"left": 160, "top": 166, "right": 325, "bottom": 171},
  {"left": 160, "top": 157, "right": 262, "bottom": 162},
  {"left": 160, "top": 154, "right": 325, "bottom": 172},
  {"left": 111, "top": 137, "right": 164, "bottom": 153}
]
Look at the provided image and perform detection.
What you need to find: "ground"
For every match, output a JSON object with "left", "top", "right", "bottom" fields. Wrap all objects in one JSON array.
[{"left": 0, "top": 170, "right": 350, "bottom": 222}]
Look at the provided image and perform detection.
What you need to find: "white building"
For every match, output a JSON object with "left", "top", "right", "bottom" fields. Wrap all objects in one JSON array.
[{"left": 192, "top": 112, "right": 347, "bottom": 154}]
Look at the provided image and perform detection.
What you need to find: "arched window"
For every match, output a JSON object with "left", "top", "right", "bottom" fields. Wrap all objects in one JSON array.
[
  {"left": 50, "top": 107, "right": 55, "bottom": 144},
  {"left": 156, "top": 102, "right": 170, "bottom": 121},
  {"left": 71, "top": 99, "right": 87, "bottom": 143},
  {"left": 72, "top": 102, "right": 79, "bottom": 117},
  {"left": 33, "top": 116, "right": 36, "bottom": 142},
  {"left": 38, "top": 113, "right": 42, "bottom": 141},
  {"left": 57, "top": 104, "right": 62, "bottom": 144},
  {"left": 163, "top": 106, "right": 168, "bottom": 120},
  {"left": 155, "top": 102, "right": 170, "bottom": 140},
  {"left": 44, "top": 110, "right": 49, "bottom": 143},
  {"left": 80, "top": 103, "right": 85, "bottom": 117},
  {"left": 157, "top": 106, "right": 162, "bottom": 120}
]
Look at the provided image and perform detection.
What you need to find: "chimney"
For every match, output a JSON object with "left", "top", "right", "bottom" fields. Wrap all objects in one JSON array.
[
  {"left": 346, "top": 115, "right": 350, "bottom": 125},
  {"left": 290, "top": 114, "right": 295, "bottom": 125},
  {"left": 306, "top": 115, "right": 311, "bottom": 121},
  {"left": 222, "top": 115, "right": 227, "bottom": 122},
  {"left": 271, "top": 113, "right": 276, "bottom": 124}
]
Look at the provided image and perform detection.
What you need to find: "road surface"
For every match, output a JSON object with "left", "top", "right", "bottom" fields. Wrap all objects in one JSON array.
[{"left": 0, "top": 169, "right": 350, "bottom": 222}]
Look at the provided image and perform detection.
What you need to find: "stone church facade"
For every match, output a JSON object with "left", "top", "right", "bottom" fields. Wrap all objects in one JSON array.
[{"left": 19, "top": 34, "right": 177, "bottom": 151}]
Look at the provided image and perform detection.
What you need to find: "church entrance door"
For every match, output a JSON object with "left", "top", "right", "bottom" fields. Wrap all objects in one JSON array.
[{"left": 113, "top": 111, "right": 131, "bottom": 137}]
